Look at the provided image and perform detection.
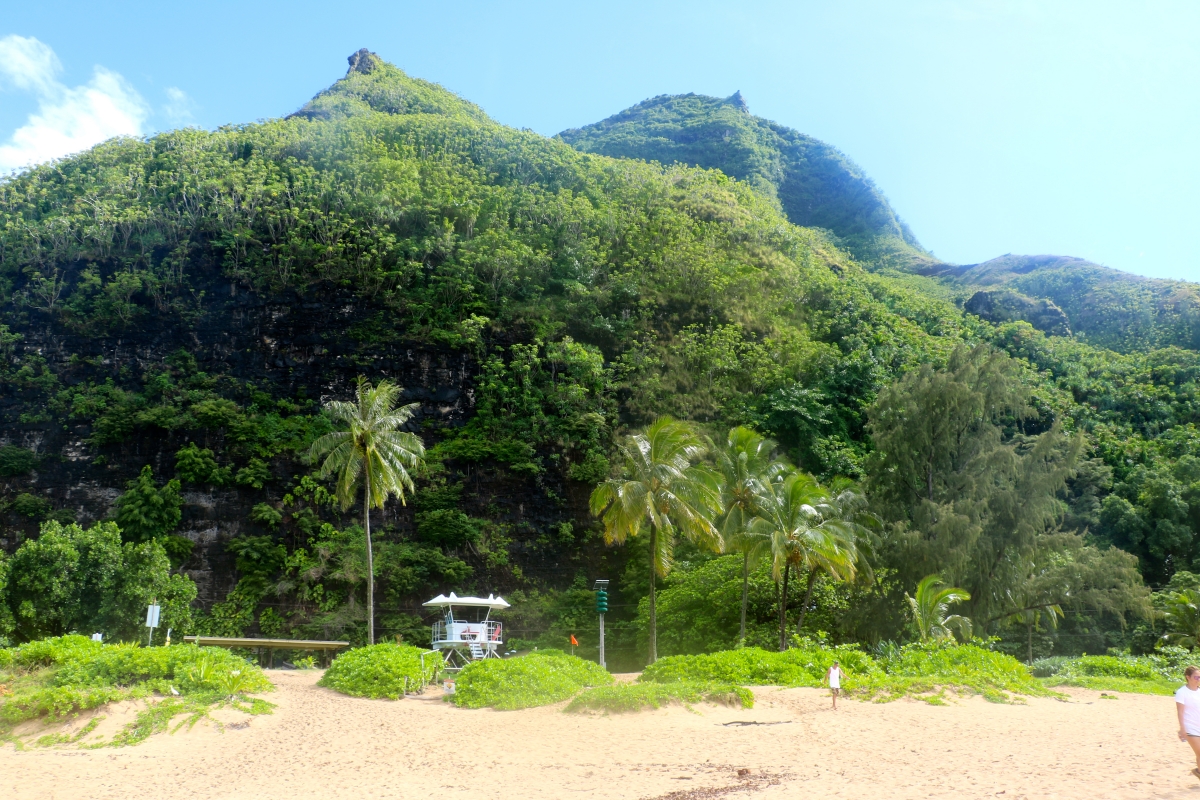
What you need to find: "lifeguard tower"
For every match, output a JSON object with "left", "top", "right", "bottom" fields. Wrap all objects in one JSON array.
[{"left": 424, "top": 592, "right": 509, "bottom": 671}]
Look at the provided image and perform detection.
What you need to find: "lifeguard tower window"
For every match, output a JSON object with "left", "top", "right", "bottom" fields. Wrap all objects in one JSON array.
[{"left": 423, "top": 592, "right": 509, "bottom": 672}]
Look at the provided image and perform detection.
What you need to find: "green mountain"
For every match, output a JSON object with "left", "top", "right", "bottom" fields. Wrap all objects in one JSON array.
[
  {"left": 1, "top": 50, "right": 1199, "bottom": 661},
  {"left": 928, "top": 254, "right": 1200, "bottom": 353},
  {"left": 561, "top": 95, "right": 1200, "bottom": 355},
  {"left": 558, "top": 92, "right": 933, "bottom": 271}
]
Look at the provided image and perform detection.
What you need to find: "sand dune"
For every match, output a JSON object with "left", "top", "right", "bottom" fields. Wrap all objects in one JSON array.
[{"left": 2, "top": 670, "right": 1197, "bottom": 799}]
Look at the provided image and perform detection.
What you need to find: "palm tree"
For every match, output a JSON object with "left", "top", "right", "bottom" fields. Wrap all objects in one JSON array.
[
  {"left": 714, "top": 426, "right": 788, "bottom": 646},
  {"left": 590, "top": 417, "right": 722, "bottom": 664},
  {"left": 1162, "top": 589, "right": 1200, "bottom": 649},
  {"left": 791, "top": 478, "right": 876, "bottom": 637},
  {"left": 309, "top": 378, "right": 425, "bottom": 645},
  {"left": 750, "top": 471, "right": 861, "bottom": 650},
  {"left": 906, "top": 575, "right": 972, "bottom": 642}
]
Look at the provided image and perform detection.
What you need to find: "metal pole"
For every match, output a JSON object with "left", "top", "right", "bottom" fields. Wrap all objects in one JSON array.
[{"left": 598, "top": 612, "right": 605, "bottom": 669}]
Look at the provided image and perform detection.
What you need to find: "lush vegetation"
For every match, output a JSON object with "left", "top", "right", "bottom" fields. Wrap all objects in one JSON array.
[
  {"left": 317, "top": 643, "right": 441, "bottom": 699},
  {"left": 4, "top": 50, "right": 1200, "bottom": 677},
  {"left": 0, "top": 521, "right": 195, "bottom": 644},
  {"left": 449, "top": 651, "right": 612, "bottom": 710},
  {"left": 565, "top": 681, "right": 752, "bottom": 713},
  {"left": 0, "top": 635, "right": 272, "bottom": 746},
  {"left": 1031, "top": 648, "right": 1192, "bottom": 695},
  {"left": 641, "top": 640, "right": 1051, "bottom": 703},
  {"left": 558, "top": 91, "right": 931, "bottom": 270}
]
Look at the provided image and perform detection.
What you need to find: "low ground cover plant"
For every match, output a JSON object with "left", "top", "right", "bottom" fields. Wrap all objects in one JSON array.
[
  {"left": 318, "top": 644, "right": 442, "bottom": 699},
  {"left": 451, "top": 650, "right": 612, "bottom": 710},
  {"left": 565, "top": 681, "right": 753, "bottom": 714},
  {"left": 0, "top": 635, "right": 273, "bottom": 747},
  {"left": 641, "top": 641, "right": 1051, "bottom": 703},
  {"left": 1031, "top": 649, "right": 1189, "bottom": 695},
  {"left": 640, "top": 643, "right": 878, "bottom": 689}
]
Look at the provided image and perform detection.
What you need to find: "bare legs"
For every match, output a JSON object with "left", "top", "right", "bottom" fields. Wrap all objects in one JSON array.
[{"left": 1188, "top": 736, "right": 1200, "bottom": 776}]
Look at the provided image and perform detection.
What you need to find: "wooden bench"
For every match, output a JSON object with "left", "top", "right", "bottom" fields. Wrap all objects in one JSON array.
[{"left": 182, "top": 636, "right": 350, "bottom": 667}]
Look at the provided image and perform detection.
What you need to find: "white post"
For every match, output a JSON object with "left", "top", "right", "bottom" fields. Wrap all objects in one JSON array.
[
  {"left": 599, "top": 613, "right": 606, "bottom": 669},
  {"left": 145, "top": 602, "right": 161, "bottom": 647}
]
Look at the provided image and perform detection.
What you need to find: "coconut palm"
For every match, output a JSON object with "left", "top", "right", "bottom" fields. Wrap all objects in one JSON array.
[
  {"left": 906, "top": 575, "right": 973, "bottom": 642},
  {"left": 714, "top": 426, "right": 789, "bottom": 646},
  {"left": 791, "top": 478, "right": 876, "bottom": 636},
  {"left": 1162, "top": 589, "right": 1200, "bottom": 649},
  {"left": 309, "top": 378, "right": 425, "bottom": 645},
  {"left": 590, "top": 417, "right": 722, "bottom": 664},
  {"left": 749, "top": 471, "right": 861, "bottom": 650}
]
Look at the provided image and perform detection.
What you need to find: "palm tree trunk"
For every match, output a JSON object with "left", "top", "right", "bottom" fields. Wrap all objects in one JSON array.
[
  {"left": 648, "top": 526, "right": 657, "bottom": 665},
  {"left": 795, "top": 569, "right": 819, "bottom": 637},
  {"left": 364, "top": 487, "right": 375, "bottom": 647},
  {"left": 739, "top": 552, "right": 749, "bottom": 647},
  {"left": 778, "top": 563, "right": 790, "bottom": 651}
]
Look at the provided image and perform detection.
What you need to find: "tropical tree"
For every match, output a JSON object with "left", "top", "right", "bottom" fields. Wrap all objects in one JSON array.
[
  {"left": 590, "top": 417, "right": 722, "bottom": 664},
  {"left": 750, "top": 471, "right": 862, "bottom": 650},
  {"left": 1162, "top": 589, "right": 1200, "bottom": 650},
  {"left": 714, "top": 426, "right": 788, "bottom": 646},
  {"left": 309, "top": 378, "right": 425, "bottom": 645},
  {"left": 906, "top": 575, "right": 972, "bottom": 642}
]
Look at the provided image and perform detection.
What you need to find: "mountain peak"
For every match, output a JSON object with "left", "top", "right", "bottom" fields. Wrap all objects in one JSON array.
[
  {"left": 290, "top": 52, "right": 489, "bottom": 123},
  {"left": 728, "top": 90, "right": 748, "bottom": 113},
  {"left": 346, "top": 48, "right": 381, "bottom": 76}
]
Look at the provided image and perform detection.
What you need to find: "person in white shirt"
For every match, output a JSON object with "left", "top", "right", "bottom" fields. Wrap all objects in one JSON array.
[
  {"left": 1175, "top": 665, "right": 1200, "bottom": 780},
  {"left": 826, "top": 660, "right": 843, "bottom": 710}
]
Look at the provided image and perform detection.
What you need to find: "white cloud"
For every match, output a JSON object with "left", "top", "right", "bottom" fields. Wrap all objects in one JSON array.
[
  {"left": 163, "top": 86, "right": 196, "bottom": 127},
  {"left": 0, "top": 35, "right": 147, "bottom": 174}
]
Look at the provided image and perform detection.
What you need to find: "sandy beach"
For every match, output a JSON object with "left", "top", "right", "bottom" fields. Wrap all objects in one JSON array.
[{"left": 2, "top": 671, "right": 1197, "bottom": 800}]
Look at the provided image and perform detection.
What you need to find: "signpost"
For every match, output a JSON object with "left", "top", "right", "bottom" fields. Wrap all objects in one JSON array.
[
  {"left": 145, "top": 602, "right": 161, "bottom": 647},
  {"left": 593, "top": 580, "right": 609, "bottom": 669}
]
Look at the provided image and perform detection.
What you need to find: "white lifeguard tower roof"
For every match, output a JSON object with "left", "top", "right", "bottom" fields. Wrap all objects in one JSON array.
[{"left": 422, "top": 592, "right": 510, "bottom": 610}]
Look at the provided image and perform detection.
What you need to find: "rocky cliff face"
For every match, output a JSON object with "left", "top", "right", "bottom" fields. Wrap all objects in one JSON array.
[
  {"left": 0, "top": 265, "right": 502, "bottom": 606},
  {"left": 964, "top": 288, "right": 1072, "bottom": 337}
]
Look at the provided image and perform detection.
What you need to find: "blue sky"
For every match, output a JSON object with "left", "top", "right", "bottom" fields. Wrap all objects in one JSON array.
[{"left": 2, "top": 1, "right": 1197, "bottom": 281}]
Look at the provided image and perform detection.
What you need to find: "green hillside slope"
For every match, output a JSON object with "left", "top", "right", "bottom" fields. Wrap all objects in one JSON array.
[
  {"left": 558, "top": 92, "right": 934, "bottom": 271},
  {"left": 929, "top": 255, "right": 1200, "bottom": 353},
  {"left": 562, "top": 95, "right": 1200, "bottom": 355},
  {"left": 0, "top": 51, "right": 968, "bottom": 651},
  {"left": 0, "top": 51, "right": 1198, "bottom": 663}
]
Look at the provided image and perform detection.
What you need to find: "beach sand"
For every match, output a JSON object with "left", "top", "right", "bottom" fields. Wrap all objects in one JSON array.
[{"left": 2, "top": 670, "right": 1196, "bottom": 799}]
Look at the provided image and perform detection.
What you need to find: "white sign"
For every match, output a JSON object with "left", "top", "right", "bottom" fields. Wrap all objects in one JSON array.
[
  {"left": 91, "top": 633, "right": 102, "bottom": 642},
  {"left": 145, "top": 604, "right": 161, "bottom": 629}
]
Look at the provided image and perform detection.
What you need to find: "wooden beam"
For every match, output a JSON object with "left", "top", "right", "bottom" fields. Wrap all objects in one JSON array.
[{"left": 182, "top": 636, "right": 350, "bottom": 651}]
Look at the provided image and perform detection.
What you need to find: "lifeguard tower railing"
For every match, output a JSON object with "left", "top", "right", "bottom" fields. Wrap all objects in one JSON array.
[{"left": 431, "top": 619, "right": 503, "bottom": 648}]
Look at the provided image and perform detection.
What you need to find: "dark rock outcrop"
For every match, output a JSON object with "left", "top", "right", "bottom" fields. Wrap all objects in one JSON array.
[{"left": 964, "top": 288, "right": 1072, "bottom": 337}]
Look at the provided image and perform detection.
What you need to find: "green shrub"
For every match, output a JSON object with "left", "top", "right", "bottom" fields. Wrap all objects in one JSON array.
[
  {"left": 1035, "top": 651, "right": 1185, "bottom": 695},
  {"left": 566, "top": 681, "right": 752, "bottom": 713},
  {"left": 641, "top": 645, "right": 877, "bottom": 687},
  {"left": 641, "top": 642, "right": 1051, "bottom": 703},
  {"left": 318, "top": 644, "right": 442, "bottom": 700},
  {"left": 11, "top": 492, "right": 50, "bottom": 518},
  {"left": 0, "top": 445, "right": 37, "bottom": 477},
  {"left": 451, "top": 652, "right": 612, "bottom": 710},
  {"left": 1030, "top": 656, "right": 1070, "bottom": 677},
  {"left": 0, "top": 636, "right": 272, "bottom": 734}
]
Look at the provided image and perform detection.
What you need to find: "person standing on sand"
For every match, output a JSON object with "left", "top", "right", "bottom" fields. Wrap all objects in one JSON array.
[
  {"left": 1176, "top": 665, "right": 1200, "bottom": 780},
  {"left": 826, "top": 660, "right": 843, "bottom": 710}
]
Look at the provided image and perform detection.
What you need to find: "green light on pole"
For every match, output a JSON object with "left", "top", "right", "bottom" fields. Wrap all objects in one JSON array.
[{"left": 594, "top": 580, "right": 609, "bottom": 669}]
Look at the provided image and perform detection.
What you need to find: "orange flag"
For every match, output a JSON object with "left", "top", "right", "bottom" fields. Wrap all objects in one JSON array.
[{"left": 569, "top": 635, "right": 579, "bottom": 646}]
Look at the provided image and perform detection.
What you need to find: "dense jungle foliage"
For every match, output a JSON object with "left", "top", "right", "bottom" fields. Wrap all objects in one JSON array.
[{"left": 0, "top": 51, "right": 1198, "bottom": 670}]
